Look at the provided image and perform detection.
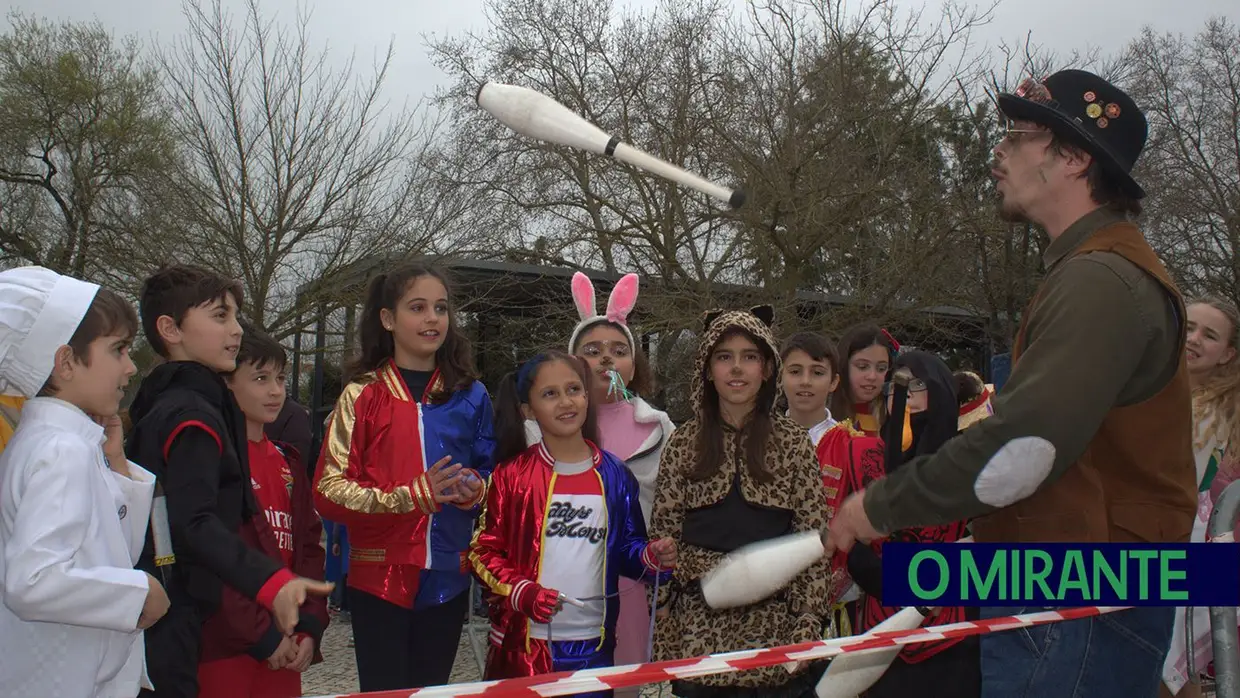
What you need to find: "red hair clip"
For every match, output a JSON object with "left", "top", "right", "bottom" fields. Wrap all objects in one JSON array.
[{"left": 880, "top": 328, "right": 901, "bottom": 352}]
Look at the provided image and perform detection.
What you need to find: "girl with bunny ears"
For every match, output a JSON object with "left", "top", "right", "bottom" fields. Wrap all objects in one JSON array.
[{"left": 524, "top": 272, "right": 675, "bottom": 689}]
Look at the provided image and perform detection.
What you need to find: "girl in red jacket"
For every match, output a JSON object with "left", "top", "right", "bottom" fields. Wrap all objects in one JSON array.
[
  {"left": 313, "top": 263, "right": 494, "bottom": 691},
  {"left": 198, "top": 324, "right": 329, "bottom": 698}
]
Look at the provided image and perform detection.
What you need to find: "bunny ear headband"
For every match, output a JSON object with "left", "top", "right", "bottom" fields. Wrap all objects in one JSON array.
[{"left": 568, "top": 271, "right": 639, "bottom": 352}]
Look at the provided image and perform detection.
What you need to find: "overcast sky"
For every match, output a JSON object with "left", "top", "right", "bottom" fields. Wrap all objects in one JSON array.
[{"left": 8, "top": 0, "right": 1237, "bottom": 109}]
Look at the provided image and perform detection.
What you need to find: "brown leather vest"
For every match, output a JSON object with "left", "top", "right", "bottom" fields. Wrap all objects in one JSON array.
[{"left": 972, "top": 221, "right": 1197, "bottom": 544}]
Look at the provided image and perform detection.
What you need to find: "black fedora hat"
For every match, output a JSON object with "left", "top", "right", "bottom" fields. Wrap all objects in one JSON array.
[{"left": 997, "top": 69, "right": 1148, "bottom": 199}]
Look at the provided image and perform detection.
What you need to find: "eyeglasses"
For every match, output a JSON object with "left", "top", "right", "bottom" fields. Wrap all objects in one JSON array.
[
  {"left": 883, "top": 379, "right": 927, "bottom": 396},
  {"left": 1002, "top": 124, "right": 1051, "bottom": 145}
]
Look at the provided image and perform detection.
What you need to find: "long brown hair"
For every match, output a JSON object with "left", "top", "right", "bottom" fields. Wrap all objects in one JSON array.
[
  {"left": 346, "top": 263, "right": 478, "bottom": 402},
  {"left": 831, "top": 323, "right": 898, "bottom": 426},
  {"left": 493, "top": 351, "right": 600, "bottom": 464},
  {"left": 1190, "top": 295, "right": 1240, "bottom": 452},
  {"left": 689, "top": 328, "right": 778, "bottom": 484}
]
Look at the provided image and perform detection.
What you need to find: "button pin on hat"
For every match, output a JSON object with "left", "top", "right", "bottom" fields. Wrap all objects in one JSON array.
[{"left": 998, "top": 69, "right": 1148, "bottom": 199}]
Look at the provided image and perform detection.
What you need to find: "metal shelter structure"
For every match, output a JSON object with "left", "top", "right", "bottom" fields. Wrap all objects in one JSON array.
[{"left": 289, "top": 256, "right": 994, "bottom": 442}]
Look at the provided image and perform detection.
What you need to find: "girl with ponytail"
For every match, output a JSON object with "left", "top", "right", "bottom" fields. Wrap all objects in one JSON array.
[
  {"left": 521, "top": 273, "right": 675, "bottom": 692},
  {"left": 469, "top": 351, "right": 675, "bottom": 693},
  {"left": 312, "top": 263, "right": 496, "bottom": 691}
]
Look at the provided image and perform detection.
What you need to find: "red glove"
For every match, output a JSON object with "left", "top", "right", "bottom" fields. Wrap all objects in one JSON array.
[
  {"left": 509, "top": 579, "right": 560, "bottom": 624},
  {"left": 642, "top": 538, "right": 677, "bottom": 571}
]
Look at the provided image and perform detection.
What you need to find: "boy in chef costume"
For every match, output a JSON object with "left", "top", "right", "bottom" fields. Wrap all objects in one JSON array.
[{"left": 0, "top": 266, "right": 170, "bottom": 697}]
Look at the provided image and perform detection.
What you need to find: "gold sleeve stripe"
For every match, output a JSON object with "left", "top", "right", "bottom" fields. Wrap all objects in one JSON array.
[
  {"left": 424, "top": 475, "right": 438, "bottom": 513},
  {"left": 317, "top": 379, "right": 417, "bottom": 515},
  {"left": 528, "top": 472, "right": 558, "bottom": 654},
  {"left": 409, "top": 474, "right": 424, "bottom": 513},
  {"left": 594, "top": 469, "right": 608, "bottom": 650},
  {"left": 426, "top": 476, "right": 440, "bottom": 512},
  {"left": 413, "top": 474, "right": 434, "bottom": 514},
  {"left": 379, "top": 363, "right": 411, "bottom": 402},
  {"left": 475, "top": 473, "right": 489, "bottom": 506},
  {"left": 468, "top": 475, "right": 513, "bottom": 597}
]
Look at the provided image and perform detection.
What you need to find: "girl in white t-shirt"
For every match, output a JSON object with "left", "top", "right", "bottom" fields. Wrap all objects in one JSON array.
[{"left": 469, "top": 351, "right": 676, "bottom": 694}]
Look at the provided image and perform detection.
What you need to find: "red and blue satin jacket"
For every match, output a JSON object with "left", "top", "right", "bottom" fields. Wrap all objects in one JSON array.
[
  {"left": 469, "top": 441, "right": 669, "bottom": 673},
  {"left": 312, "top": 360, "right": 494, "bottom": 609}
]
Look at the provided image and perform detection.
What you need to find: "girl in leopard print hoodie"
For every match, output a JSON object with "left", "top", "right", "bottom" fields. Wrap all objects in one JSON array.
[{"left": 650, "top": 306, "right": 830, "bottom": 698}]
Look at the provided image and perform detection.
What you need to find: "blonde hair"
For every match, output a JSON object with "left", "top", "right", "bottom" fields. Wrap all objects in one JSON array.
[{"left": 1189, "top": 295, "right": 1240, "bottom": 451}]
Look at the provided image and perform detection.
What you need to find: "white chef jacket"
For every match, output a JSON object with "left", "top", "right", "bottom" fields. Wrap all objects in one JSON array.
[{"left": 0, "top": 397, "right": 156, "bottom": 697}]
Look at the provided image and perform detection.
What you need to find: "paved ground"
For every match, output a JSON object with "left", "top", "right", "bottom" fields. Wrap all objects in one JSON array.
[
  {"left": 301, "top": 610, "right": 480, "bottom": 696},
  {"left": 301, "top": 610, "right": 670, "bottom": 697}
]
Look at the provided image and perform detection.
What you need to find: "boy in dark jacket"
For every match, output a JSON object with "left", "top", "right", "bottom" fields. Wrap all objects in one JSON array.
[
  {"left": 127, "top": 265, "right": 332, "bottom": 698},
  {"left": 196, "top": 322, "right": 329, "bottom": 697}
]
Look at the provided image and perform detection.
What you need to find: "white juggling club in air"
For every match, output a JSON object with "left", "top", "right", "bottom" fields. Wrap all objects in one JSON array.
[{"left": 476, "top": 81, "right": 746, "bottom": 209}]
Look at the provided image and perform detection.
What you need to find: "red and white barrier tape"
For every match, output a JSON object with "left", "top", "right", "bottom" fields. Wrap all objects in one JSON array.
[{"left": 306, "top": 605, "right": 1129, "bottom": 698}]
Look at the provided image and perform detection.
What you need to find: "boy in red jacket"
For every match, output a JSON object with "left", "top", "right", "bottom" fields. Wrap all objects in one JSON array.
[{"left": 197, "top": 323, "right": 329, "bottom": 697}]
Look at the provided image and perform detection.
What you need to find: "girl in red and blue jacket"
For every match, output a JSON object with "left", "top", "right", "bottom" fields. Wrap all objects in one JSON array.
[{"left": 313, "top": 263, "right": 495, "bottom": 691}]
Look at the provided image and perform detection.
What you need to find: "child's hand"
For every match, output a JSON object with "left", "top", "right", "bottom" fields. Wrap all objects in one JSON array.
[
  {"left": 331, "top": 543, "right": 341, "bottom": 556},
  {"left": 289, "top": 635, "right": 315, "bottom": 672},
  {"left": 648, "top": 538, "right": 677, "bottom": 569},
  {"left": 266, "top": 635, "right": 298, "bottom": 670},
  {"left": 509, "top": 580, "right": 561, "bottom": 624},
  {"left": 95, "top": 414, "right": 129, "bottom": 477},
  {"left": 425, "top": 456, "right": 464, "bottom": 505},
  {"left": 138, "top": 573, "right": 170, "bottom": 629},
  {"left": 447, "top": 469, "right": 484, "bottom": 510},
  {"left": 271, "top": 577, "right": 334, "bottom": 635}
]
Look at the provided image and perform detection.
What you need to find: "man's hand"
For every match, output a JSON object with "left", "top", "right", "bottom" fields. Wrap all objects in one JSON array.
[
  {"left": 289, "top": 635, "right": 315, "bottom": 672},
  {"left": 648, "top": 538, "right": 678, "bottom": 569},
  {"left": 448, "top": 469, "right": 484, "bottom": 510},
  {"left": 271, "top": 577, "right": 334, "bottom": 634},
  {"left": 266, "top": 635, "right": 298, "bottom": 670},
  {"left": 824, "top": 490, "right": 881, "bottom": 557},
  {"left": 137, "top": 573, "right": 170, "bottom": 629}
]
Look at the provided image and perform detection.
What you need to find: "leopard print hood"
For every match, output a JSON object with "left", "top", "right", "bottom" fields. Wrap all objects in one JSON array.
[{"left": 690, "top": 305, "right": 784, "bottom": 416}]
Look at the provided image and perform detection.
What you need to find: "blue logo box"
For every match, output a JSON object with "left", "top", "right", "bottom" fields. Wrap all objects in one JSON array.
[{"left": 881, "top": 543, "right": 1240, "bottom": 607}]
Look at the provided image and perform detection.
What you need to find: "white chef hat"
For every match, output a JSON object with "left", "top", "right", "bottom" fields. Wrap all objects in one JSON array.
[{"left": 0, "top": 266, "right": 100, "bottom": 398}]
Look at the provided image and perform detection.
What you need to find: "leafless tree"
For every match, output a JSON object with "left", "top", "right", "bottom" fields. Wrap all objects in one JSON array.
[
  {"left": 713, "top": 0, "right": 996, "bottom": 330},
  {"left": 158, "top": 0, "right": 477, "bottom": 339},
  {"left": 1126, "top": 17, "right": 1240, "bottom": 303},
  {"left": 428, "top": 0, "right": 744, "bottom": 291}
]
